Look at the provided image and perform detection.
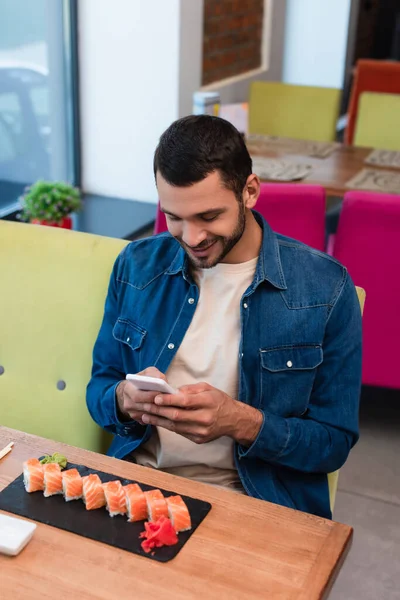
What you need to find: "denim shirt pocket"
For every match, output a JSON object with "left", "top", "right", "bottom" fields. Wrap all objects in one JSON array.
[
  {"left": 259, "top": 345, "right": 322, "bottom": 416},
  {"left": 112, "top": 318, "right": 147, "bottom": 372}
]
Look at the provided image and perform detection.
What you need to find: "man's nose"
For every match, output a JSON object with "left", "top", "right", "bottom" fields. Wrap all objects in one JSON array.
[{"left": 182, "top": 222, "right": 207, "bottom": 248}]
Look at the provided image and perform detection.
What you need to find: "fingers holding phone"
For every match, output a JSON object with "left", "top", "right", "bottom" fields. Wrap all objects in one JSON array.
[{"left": 116, "top": 367, "right": 174, "bottom": 423}]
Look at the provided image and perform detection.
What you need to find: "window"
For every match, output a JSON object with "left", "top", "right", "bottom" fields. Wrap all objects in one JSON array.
[{"left": 0, "top": 0, "right": 78, "bottom": 214}]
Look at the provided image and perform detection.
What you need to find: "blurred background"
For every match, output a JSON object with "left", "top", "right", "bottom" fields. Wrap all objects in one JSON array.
[{"left": 1, "top": 0, "right": 400, "bottom": 236}]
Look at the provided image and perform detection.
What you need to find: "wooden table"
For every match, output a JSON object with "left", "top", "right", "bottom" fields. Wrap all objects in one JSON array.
[
  {"left": 247, "top": 140, "right": 373, "bottom": 199},
  {"left": 0, "top": 427, "right": 352, "bottom": 600}
]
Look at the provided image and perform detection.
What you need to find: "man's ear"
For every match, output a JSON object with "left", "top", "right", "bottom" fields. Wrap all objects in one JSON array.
[{"left": 243, "top": 174, "right": 260, "bottom": 209}]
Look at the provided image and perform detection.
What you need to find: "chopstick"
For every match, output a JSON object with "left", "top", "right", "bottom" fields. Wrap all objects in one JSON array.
[{"left": 0, "top": 441, "right": 14, "bottom": 460}]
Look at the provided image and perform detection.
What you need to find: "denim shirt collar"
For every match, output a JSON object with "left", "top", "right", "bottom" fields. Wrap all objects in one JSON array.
[{"left": 164, "top": 210, "right": 287, "bottom": 290}]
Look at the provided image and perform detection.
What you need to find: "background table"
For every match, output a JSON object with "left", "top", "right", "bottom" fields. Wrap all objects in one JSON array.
[
  {"left": 0, "top": 426, "right": 352, "bottom": 600},
  {"left": 0, "top": 142, "right": 385, "bottom": 240},
  {"left": 246, "top": 141, "right": 374, "bottom": 199}
]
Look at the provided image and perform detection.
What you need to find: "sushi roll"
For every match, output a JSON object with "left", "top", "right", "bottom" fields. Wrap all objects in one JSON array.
[
  {"left": 166, "top": 495, "right": 192, "bottom": 533},
  {"left": 144, "top": 489, "right": 169, "bottom": 522},
  {"left": 43, "top": 463, "right": 63, "bottom": 497},
  {"left": 62, "top": 468, "right": 83, "bottom": 502},
  {"left": 23, "top": 458, "right": 44, "bottom": 493},
  {"left": 102, "top": 480, "right": 126, "bottom": 517},
  {"left": 81, "top": 474, "right": 106, "bottom": 510},
  {"left": 124, "top": 483, "right": 147, "bottom": 522}
]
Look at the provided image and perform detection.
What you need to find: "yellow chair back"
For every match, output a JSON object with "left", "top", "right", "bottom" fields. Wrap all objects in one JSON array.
[
  {"left": 0, "top": 221, "right": 128, "bottom": 451},
  {"left": 354, "top": 92, "right": 400, "bottom": 150},
  {"left": 328, "top": 285, "right": 366, "bottom": 513},
  {"left": 248, "top": 81, "right": 341, "bottom": 142}
]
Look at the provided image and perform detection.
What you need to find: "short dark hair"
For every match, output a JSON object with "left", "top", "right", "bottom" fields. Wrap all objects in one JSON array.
[{"left": 153, "top": 115, "right": 252, "bottom": 200}]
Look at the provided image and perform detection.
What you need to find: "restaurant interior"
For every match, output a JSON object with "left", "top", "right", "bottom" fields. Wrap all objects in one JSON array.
[{"left": 0, "top": 1, "right": 399, "bottom": 598}]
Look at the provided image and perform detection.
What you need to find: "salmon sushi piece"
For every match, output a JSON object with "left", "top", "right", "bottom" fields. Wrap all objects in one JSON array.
[
  {"left": 102, "top": 480, "right": 126, "bottom": 517},
  {"left": 43, "top": 463, "right": 63, "bottom": 497},
  {"left": 62, "top": 468, "right": 83, "bottom": 502},
  {"left": 166, "top": 495, "right": 192, "bottom": 533},
  {"left": 124, "top": 483, "right": 147, "bottom": 522},
  {"left": 23, "top": 458, "right": 44, "bottom": 493},
  {"left": 144, "top": 489, "right": 168, "bottom": 522},
  {"left": 82, "top": 474, "right": 106, "bottom": 510}
]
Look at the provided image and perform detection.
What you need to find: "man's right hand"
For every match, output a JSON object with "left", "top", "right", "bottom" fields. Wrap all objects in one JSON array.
[{"left": 116, "top": 367, "right": 168, "bottom": 424}]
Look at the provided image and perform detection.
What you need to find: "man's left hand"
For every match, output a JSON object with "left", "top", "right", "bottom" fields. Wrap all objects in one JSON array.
[{"left": 132, "top": 382, "right": 263, "bottom": 447}]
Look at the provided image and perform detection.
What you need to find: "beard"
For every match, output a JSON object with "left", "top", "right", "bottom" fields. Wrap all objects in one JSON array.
[{"left": 177, "top": 201, "right": 246, "bottom": 269}]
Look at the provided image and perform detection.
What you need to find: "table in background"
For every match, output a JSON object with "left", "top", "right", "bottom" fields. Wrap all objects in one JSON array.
[
  {"left": 0, "top": 426, "right": 352, "bottom": 600},
  {"left": 246, "top": 141, "right": 373, "bottom": 202}
]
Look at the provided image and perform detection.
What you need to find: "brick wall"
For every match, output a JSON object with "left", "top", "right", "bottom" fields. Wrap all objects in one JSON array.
[{"left": 202, "top": 0, "right": 264, "bottom": 86}]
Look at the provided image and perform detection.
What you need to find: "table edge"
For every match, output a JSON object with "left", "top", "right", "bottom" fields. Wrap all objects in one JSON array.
[{"left": 296, "top": 521, "right": 353, "bottom": 600}]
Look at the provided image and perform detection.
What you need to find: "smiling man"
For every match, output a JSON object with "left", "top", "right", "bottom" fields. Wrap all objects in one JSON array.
[{"left": 87, "top": 115, "right": 362, "bottom": 519}]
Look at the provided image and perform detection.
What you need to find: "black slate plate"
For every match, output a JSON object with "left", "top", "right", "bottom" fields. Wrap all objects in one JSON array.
[{"left": 0, "top": 461, "right": 212, "bottom": 562}]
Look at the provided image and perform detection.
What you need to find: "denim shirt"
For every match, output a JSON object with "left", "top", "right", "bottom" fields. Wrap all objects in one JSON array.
[{"left": 86, "top": 211, "right": 362, "bottom": 519}]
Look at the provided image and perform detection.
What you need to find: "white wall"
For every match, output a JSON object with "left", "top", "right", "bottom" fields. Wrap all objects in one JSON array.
[
  {"left": 178, "top": 0, "right": 204, "bottom": 117},
  {"left": 283, "top": 0, "right": 352, "bottom": 88},
  {"left": 78, "top": 0, "right": 287, "bottom": 202},
  {"left": 78, "top": 0, "right": 180, "bottom": 202}
]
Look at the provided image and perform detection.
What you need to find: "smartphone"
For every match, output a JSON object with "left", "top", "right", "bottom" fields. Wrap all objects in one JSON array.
[{"left": 126, "top": 374, "right": 177, "bottom": 394}]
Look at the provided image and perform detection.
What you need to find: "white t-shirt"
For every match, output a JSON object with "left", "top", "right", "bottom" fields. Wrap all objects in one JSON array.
[{"left": 133, "top": 257, "right": 258, "bottom": 491}]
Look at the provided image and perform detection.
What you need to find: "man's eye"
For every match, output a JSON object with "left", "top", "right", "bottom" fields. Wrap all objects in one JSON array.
[
  {"left": 167, "top": 215, "right": 180, "bottom": 222},
  {"left": 201, "top": 215, "right": 218, "bottom": 222}
]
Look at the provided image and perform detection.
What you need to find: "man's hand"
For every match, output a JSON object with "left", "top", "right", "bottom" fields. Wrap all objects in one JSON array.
[
  {"left": 132, "top": 382, "right": 263, "bottom": 447},
  {"left": 116, "top": 367, "right": 168, "bottom": 424}
]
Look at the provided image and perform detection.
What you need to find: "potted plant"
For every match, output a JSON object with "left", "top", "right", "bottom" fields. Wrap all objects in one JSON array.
[{"left": 20, "top": 180, "right": 82, "bottom": 229}]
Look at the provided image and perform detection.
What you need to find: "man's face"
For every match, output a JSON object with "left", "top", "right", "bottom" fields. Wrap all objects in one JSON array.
[{"left": 157, "top": 171, "right": 246, "bottom": 269}]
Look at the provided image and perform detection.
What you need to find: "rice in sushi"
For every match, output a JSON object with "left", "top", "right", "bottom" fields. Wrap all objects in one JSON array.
[
  {"left": 62, "top": 468, "right": 83, "bottom": 502},
  {"left": 102, "top": 480, "right": 126, "bottom": 517},
  {"left": 124, "top": 483, "right": 147, "bottom": 522},
  {"left": 43, "top": 463, "right": 63, "bottom": 497},
  {"left": 144, "top": 489, "right": 168, "bottom": 522},
  {"left": 81, "top": 473, "right": 106, "bottom": 510},
  {"left": 23, "top": 458, "right": 44, "bottom": 493},
  {"left": 166, "top": 495, "right": 192, "bottom": 532}
]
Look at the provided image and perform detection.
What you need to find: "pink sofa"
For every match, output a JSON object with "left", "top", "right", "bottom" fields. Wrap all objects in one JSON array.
[{"left": 332, "top": 191, "right": 400, "bottom": 389}]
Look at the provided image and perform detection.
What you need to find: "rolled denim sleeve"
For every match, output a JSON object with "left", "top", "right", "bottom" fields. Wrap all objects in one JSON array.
[
  {"left": 239, "top": 271, "right": 362, "bottom": 474},
  {"left": 86, "top": 251, "right": 147, "bottom": 439}
]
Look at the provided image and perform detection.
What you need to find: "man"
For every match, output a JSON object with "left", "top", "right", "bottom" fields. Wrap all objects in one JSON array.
[{"left": 87, "top": 115, "right": 362, "bottom": 519}]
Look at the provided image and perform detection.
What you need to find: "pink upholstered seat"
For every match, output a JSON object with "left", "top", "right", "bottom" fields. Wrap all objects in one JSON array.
[
  {"left": 154, "top": 183, "right": 326, "bottom": 252},
  {"left": 332, "top": 191, "right": 400, "bottom": 389},
  {"left": 153, "top": 205, "right": 168, "bottom": 235},
  {"left": 255, "top": 184, "right": 326, "bottom": 251}
]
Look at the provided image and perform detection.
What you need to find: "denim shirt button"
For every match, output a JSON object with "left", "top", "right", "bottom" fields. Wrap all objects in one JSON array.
[
  {"left": 188, "top": 298, "right": 195, "bottom": 304},
  {"left": 286, "top": 361, "right": 293, "bottom": 368},
  {"left": 168, "top": 343, "right": 175, "bottom": 350},
  {"left": 243, "top": 303, "right": 248, "bottom": 309}
]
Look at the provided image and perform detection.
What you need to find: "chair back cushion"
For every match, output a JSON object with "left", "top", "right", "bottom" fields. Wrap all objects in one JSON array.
[
  {"left": 333, "top": 191, "right": 400, "bottom": 388},
  {"left": 249, "top": 81, "right": 340, "bottom": 142},
  {"left": 354, "top": 92, "right": 400, "bottom": 151},
  {"left": 345, "top": 59, "right": 400, "bottom": 145},
  {"left": 0, "top": 221, "right": 128, "bottom": 451},
  {"left": 257, "top": 183, "right": 326, "bottom": 251}
]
